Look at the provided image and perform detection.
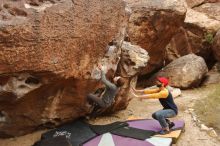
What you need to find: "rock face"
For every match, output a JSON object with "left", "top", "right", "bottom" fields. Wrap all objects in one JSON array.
[
  {"left": 126, "top": 0, "right": 186, "bottom": 74},
  {"left": 205, "top": 0, "right": 220, "bottom": 3},
  {"left": 186, "top": 0, "right": 205, "bottom": 8},
  {"left": 185, "top": 8, "right": 220, "bottom": 32},
  {"left": 119, "top": 42, "right": 149, "bottom": 77},
  {"left": 0, "top": 0, "right": 128, "bottom": 77},
  {"left": 165, "top": 2, "right": 220, "bottom": 66},
  {"left": 0, "top": 0, "right": 138, "bottom": 137},
  {"left": 186, "top": 0, "right": 220, "bottom": 8},
  {"left": 202, "top": 63, "right": 220, "bottom": 86},
  {"left": 165, "top": 26, "right": 214, "bottom": 66},
  {"left": 194, "top": 3, "right": 220, "bottom": 21},
  {"left": 212, "top": 30, "right": 220, "bottom": 62},
  {"left": 104, "top": 41, "right": 149, "bottom": 113},
  {"left": 149, "top": 54, "right": 208, "bottom": 89}
]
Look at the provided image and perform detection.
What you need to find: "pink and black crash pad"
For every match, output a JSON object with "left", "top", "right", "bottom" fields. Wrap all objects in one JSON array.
[
  {"left": 89, "top": 122, "right": 155, "bottom": 140},
  {"left": 111, "top": 126, "right": 155, "bottom": 140},
  {"left": 127, "top": 119, "right": 185, "bottom": 144},
  {"left": 33, "top": 136, "right": 72, "bottom": 146},
  {"left": 41, "top": 120, "right": 96, "bottom": 146},
  {"left": 127, "top": 119, "right": 185, "bottom": 132},
  {"left": 83, "top": 133, "right": 173, "bottom": 146},
  {"left": 38, "top": 119, "right": 184, "bottom": 146},
  {"left": 89, "top": 122, "right": 128, "bottom": 135},
  {"left": 83, "top": 133, "right": 155, "bottom": 146}
]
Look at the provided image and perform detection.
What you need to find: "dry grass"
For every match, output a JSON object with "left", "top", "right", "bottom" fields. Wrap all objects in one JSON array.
[{"left": 194, "top": 84, "right": 220, "bottom": 133}]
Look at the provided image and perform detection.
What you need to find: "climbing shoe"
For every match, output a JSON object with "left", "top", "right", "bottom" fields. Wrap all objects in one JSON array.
[
  {"left": 158, "top": 129, "right": 170, "bottom": 135},
  {"left": 166, "top": 119, "right": 175, "bottom": 129},
  {"left": 168, "top": 122, "right": 175, "bottom": 129}
]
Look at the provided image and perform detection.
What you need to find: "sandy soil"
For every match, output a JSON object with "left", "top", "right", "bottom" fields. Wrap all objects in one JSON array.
[{"left": 0, "top": 88, "right": 219, "bottom": 146}]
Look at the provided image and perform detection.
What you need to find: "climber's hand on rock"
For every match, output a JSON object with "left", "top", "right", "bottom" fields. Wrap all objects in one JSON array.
[{"left": 98, "top": 64, "right": 102, "bottom": 71}]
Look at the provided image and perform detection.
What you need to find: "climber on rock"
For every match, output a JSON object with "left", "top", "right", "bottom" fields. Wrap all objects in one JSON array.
[
  {"left": 87, "top": 65, "right": 125, "bottom": 109},
  {"left": 131, "top": 77, "right": 178, "bottom": 135}
]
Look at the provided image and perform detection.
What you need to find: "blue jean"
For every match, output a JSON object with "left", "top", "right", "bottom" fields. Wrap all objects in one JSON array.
[{"left": 152, "top": 109, "right": 177, "bottom": 128}]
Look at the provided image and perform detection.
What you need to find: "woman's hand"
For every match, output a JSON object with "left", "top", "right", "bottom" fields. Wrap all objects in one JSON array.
[
  {"left": 131, "top": 91, "right": 138, "bottom": 98},
  {"left": 131, "top": 86, "right": 136, "bottom": 92},
  {"left": 98, "top": 64, "right": 107, "bottom": 72},
  {"left": 98, "top": 64, "right": 102, "bottom": 71}
]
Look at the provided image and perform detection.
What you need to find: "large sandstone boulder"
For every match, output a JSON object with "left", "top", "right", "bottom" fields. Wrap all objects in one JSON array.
[
  {"left": 212, "top": 29, "right": 220, "bottom": 61},
  {"left": 185, "top": 8, "right": 220, "bottom": 32},
  {"left": 0, "top": 0, "right": 144, "bottom": 137},
  {"left": 148, "top": 54, "right": 208, "bottom": 89},
  {"left": 104, "top": 41, "right": 149, "bottom": 113},
  {"left": 165, "top": 3, "right": 220, "bottom": 66},
  {"left": 125, "top": 0, "right": 186, "bottom": 74},
  {"left": 186, "top": 0, "right": 220, "bottom": 8},
  {"left": 0, "top": 0, "right": 128, "bottom": 76},
  {"left": 194, "top": 2, "right": 220, "bottom": 21},
  {"left": 186, "top": 0, "right": 205, "bottom": 8},
  {"left": 165, "top": 25, "right": 214, "bottom": 66},
  {"left": 119, "top": 41, "right": 149, "bottom": 77},
  {"left": 205, "top": 0, "right": 220, "bottom": 2}
]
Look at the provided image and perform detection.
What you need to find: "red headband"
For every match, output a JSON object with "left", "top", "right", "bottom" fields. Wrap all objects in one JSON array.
[{"left": 157, "top": 77, "right": 169, "bottom": 87}]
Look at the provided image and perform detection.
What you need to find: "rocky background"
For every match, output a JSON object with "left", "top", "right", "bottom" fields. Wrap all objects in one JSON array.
[{"left": 0, "top": 0, "right": 220, "bottom": 138}]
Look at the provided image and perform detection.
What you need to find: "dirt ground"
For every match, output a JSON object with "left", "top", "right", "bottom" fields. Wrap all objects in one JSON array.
[{"left": 0, "top": 87, "right": 220, "bottom": 146}]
